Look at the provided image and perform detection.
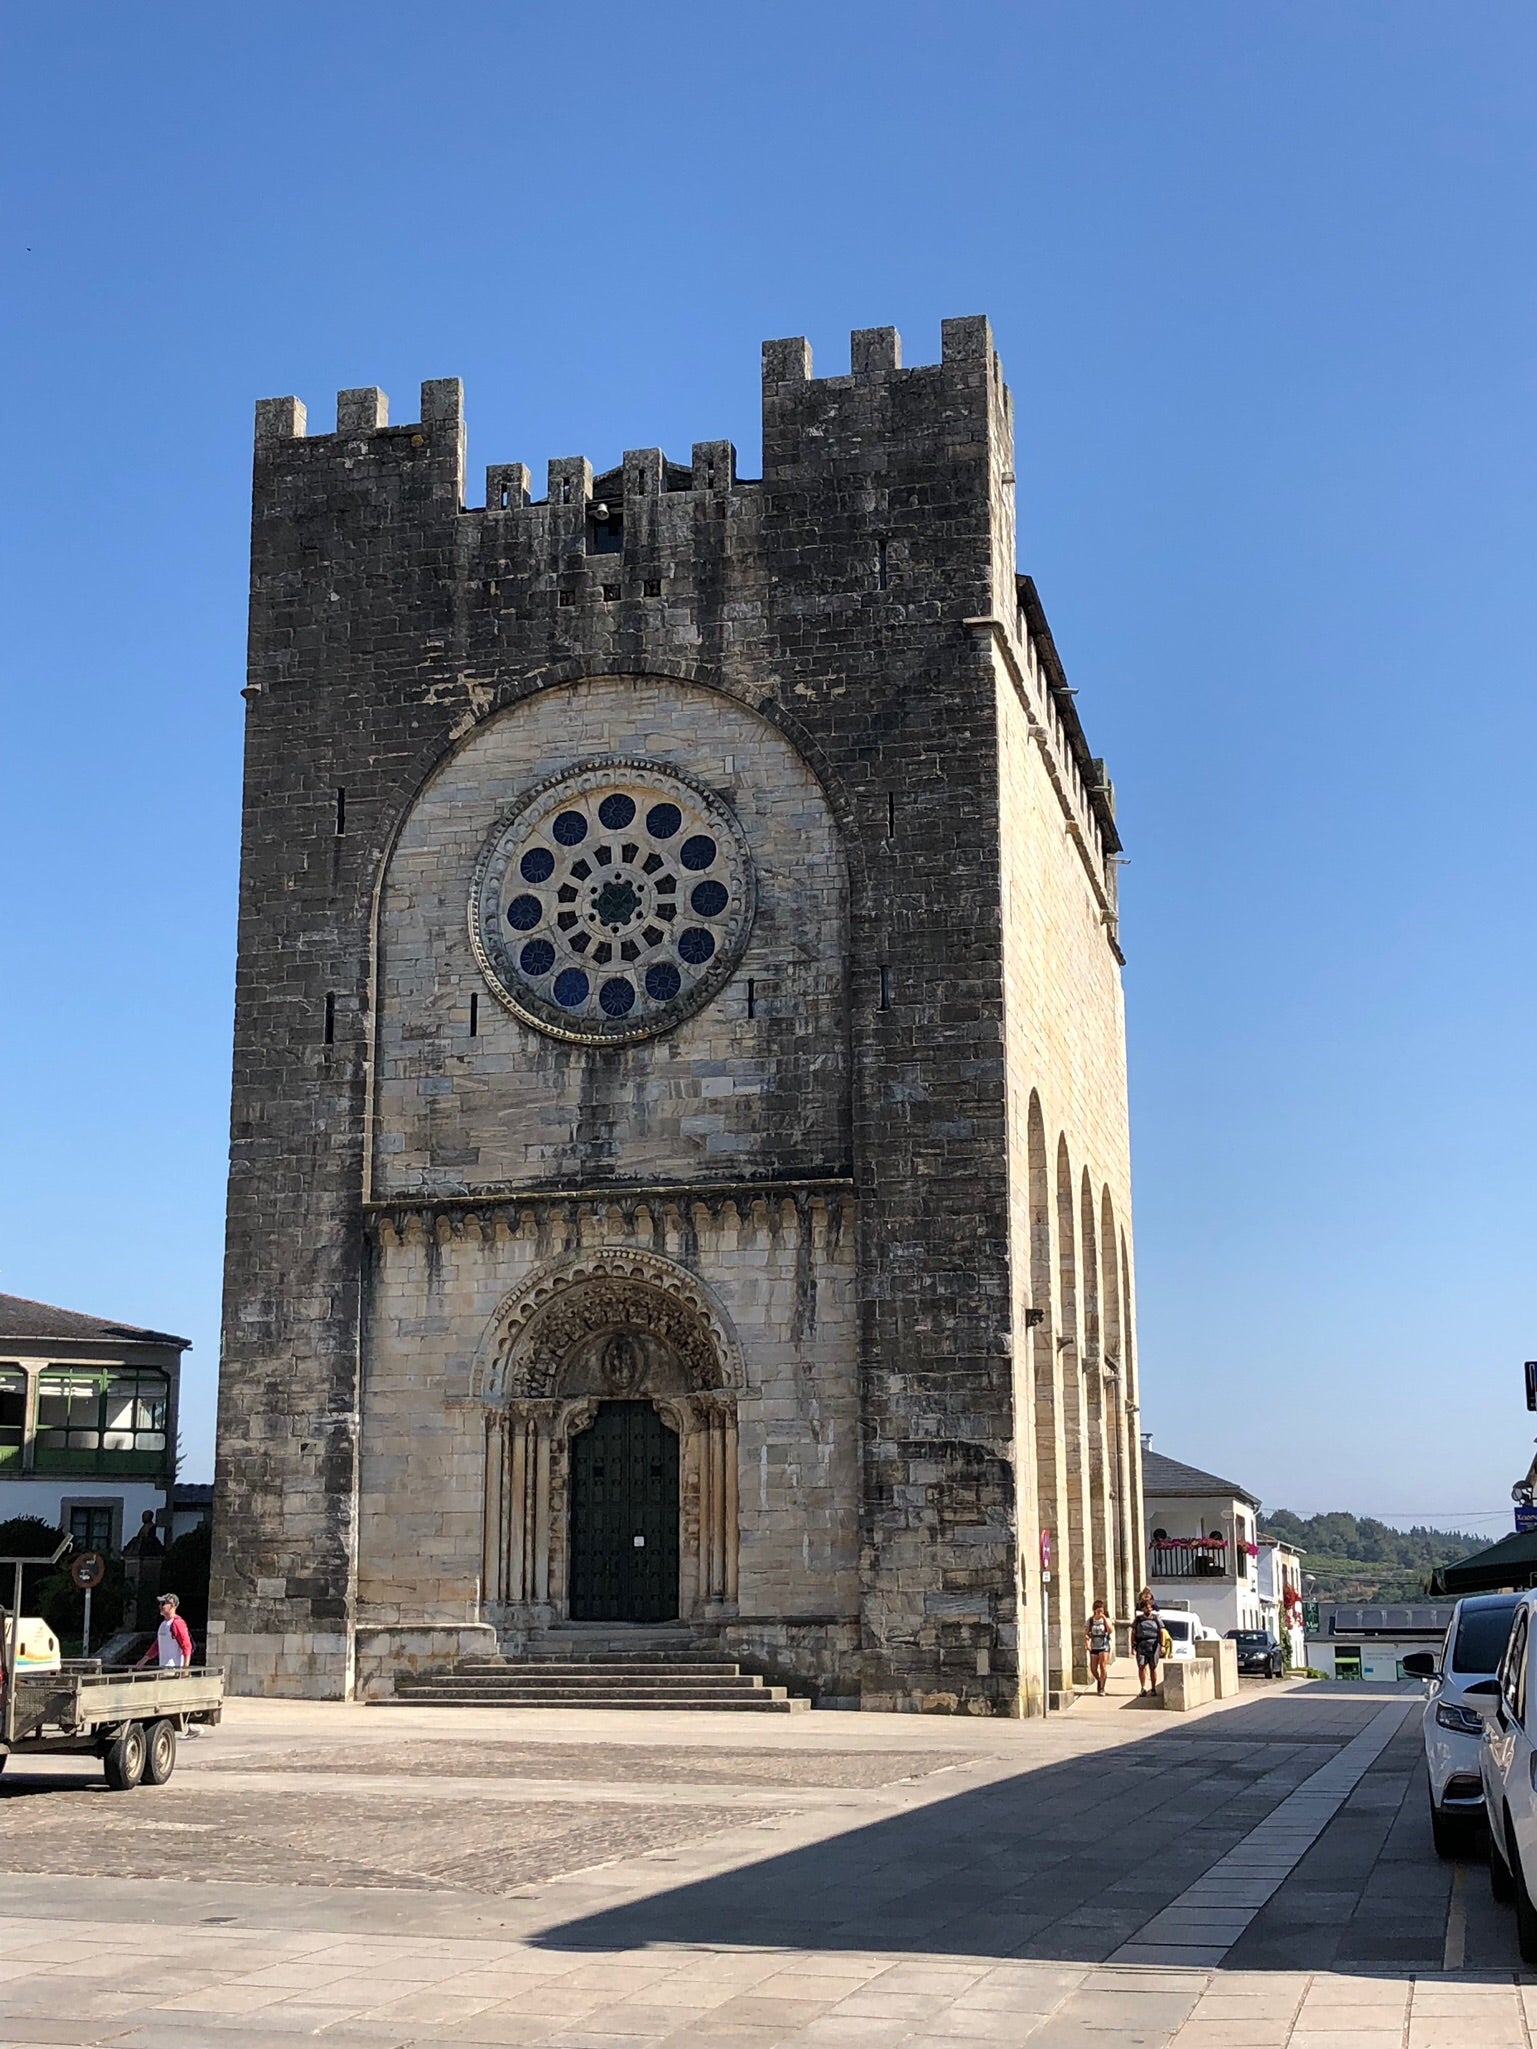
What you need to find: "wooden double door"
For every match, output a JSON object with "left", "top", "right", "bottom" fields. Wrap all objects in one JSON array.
[{"left": 567, "top": 1400, "right": 680, "bottom": 1622}]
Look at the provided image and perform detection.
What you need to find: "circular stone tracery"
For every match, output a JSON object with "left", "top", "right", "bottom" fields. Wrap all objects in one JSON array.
[{"left": 470, "top": 758, "right": 756, "bottom": 1044}]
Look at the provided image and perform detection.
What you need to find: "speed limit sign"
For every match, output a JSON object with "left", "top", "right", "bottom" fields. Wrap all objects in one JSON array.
[{"left": 69, "top": 1551, "right": 105, "bottom": 1591}]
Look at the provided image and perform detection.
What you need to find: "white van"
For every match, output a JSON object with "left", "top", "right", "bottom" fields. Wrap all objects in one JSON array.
[{"left": 1159, "top": 1611, "right": 1215, "bottom": 1663}]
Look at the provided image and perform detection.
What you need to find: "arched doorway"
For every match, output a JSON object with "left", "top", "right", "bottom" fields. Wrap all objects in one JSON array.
[
  {"left": 568, "top": 1399, "right": 680, "bottom": 1622},
  {"left": 474, "top": 1253, "right": 743, "bottom": 1632}
]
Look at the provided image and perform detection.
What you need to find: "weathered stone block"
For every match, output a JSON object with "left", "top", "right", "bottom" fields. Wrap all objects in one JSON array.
[{"left": 1162, "top": 1658, "right": 1217, "bottom": 1711}]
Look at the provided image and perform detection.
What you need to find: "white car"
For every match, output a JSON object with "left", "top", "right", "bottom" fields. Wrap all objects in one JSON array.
[
  {"left": 1479, "top": 1589, "right": 1537, "bottom": 1962},
  {"left": 1402, "top": 1592, "right": 1518, "bottom": 1856}
]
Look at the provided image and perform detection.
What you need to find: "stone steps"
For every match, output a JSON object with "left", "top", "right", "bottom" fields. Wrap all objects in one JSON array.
[
  {"left": 457, "top": 1658, "right": 741, "bottom": 1675},
  {"left": 378, "top": 1654, "right": 811, "bottom": 1713},
  {"left": 378, "top": 1687, "right": 808, "bottom": 1712},
  {"left": 400, "top": 1671, "right": 772, "bottom": 1692}
]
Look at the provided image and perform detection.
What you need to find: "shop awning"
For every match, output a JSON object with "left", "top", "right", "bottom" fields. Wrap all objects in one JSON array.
[{"left": 1431, "top": 1529, "right": 1537, "bottom": 1596}]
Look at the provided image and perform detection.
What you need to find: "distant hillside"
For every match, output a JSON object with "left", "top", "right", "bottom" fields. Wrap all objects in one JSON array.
[{"left": 1263, "top": 1509, "right": 1489, "bottom": 1602}]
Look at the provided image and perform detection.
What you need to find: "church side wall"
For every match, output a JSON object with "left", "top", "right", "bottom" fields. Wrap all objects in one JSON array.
[{"left": 995, "top": 629, "right": 1138, "bottom": 1693}]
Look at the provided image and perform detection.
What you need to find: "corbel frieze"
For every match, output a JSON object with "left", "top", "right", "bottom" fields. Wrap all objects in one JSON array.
[{"left": 365, "top": 1178, "right": 854, "bottom": 1254}]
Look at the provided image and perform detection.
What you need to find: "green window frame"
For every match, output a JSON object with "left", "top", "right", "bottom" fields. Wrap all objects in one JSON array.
[
  {"left": 0, "top": 1366, "right": 23, "bottom": 1468},
  {"left": 34, "top": 1366, "right": 169, "bottom": 1475}
]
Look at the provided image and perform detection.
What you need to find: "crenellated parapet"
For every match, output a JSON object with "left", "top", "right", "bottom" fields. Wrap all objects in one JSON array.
[{"left": 251, "top": 318, "right": 998, "bottom": 510}]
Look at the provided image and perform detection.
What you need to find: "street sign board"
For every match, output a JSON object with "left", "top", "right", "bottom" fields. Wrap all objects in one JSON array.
[
  {"left": 1516, "top": 1508, "right": 1537, "bottom": 1534},
  {"left": 1526, "top": 1361, "right": 1537, "bottom": 1413},
  {"left": 69, "top": 1551, "right": 105, "bottom": 1591}
]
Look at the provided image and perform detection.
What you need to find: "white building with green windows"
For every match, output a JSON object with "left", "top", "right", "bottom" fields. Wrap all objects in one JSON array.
[{"left": 0, "top": 1293, "right": 187, "bottom": 1556}]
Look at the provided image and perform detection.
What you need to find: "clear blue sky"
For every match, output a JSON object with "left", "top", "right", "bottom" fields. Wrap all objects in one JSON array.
[{"left": 3, "top": 5, "right": 1533, "bottom": 1531}]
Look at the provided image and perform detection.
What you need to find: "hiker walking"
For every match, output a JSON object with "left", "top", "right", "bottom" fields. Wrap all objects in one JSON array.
[
  {"left": 1130, "top": 1590, "right": 1163, "bottom": 1697},
  {"left": 1084, "top": 1600, "right": 1114, "bottom": 1695}
]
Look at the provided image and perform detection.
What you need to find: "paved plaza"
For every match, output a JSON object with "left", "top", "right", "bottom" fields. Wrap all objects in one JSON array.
[{"left": 0, "top": 1681, "right": 1524, "bottom": 2047}]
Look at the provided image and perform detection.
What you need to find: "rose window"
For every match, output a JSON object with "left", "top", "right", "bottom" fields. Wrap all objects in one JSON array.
[{"left": 470, "top": 758, "right": 756, "bottom": 1044}]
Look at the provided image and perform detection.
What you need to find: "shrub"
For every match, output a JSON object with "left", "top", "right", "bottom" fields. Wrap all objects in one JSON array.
[
  {"left": 37, "top": 1558, "right": 127, "bottom": 1646},
  {"left": 0, "top": 1517, "right": 69, "bottom": 1609},
  {"left": 159, "top": 1520, "right": 211, "bottom": 1640}
]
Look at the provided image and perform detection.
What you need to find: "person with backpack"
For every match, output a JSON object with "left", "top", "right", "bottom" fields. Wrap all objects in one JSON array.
[
  {"left": 1130, "top": 1589, "right": 1163, "bottom": 1697},
  {"left": 1084, "top": 1599, "right": 1114, "bottom": 1695}
]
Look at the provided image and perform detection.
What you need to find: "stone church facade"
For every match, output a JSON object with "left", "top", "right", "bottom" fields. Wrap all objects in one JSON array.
[{"left": 210, "top": 317, "right": 1144, "bottom": 1712}]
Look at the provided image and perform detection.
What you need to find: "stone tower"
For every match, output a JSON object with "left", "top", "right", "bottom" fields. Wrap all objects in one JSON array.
[{"left": 210, "top": 317, "right": 1144, "bottom": 1711}]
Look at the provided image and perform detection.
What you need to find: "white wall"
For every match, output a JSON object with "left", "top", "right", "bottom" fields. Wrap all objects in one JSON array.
[
  {"left": 1145, "top": 1489, "right": 1264, "bottom": 1632},
  {"left": 1311, "top": 1636, "right": 1427, "bottom": 1683},
  {"left": 0, "top": 1477, "right": 165, "bottom": 1551}
]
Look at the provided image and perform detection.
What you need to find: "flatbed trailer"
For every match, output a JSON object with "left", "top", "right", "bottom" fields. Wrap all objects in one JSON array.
[{"left": 0, "top": 1663, "right": 224, "bottom": 1789}]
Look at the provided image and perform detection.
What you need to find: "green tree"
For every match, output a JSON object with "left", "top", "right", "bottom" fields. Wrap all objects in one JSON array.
[{"left": 1263, "top": 1509, "right": 1486, "bottom": 1601}]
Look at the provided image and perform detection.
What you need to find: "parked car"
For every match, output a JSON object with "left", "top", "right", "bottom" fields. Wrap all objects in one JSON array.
[
  {"left": 1227, "top": 1629, "right": 1285, "bottom": 1678},
  {"left": 1401, "top": 1591, "right": 1519, "bottom": 1857},
  {"left": 1478, "top": 1590, "right": 1537, "bottom": 1961},
  {"left": 1159, "top": 1612, "right": 1216, "bottom": 1663}
]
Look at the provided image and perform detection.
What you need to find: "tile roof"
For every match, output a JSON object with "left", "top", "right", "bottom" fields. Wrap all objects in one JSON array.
[
  {"left": 0, "top": 1292, "right": 188, "bottom": 1349},
  {"left": 1142, "top": 1447, "right": 1259, "bottom": 1507}
]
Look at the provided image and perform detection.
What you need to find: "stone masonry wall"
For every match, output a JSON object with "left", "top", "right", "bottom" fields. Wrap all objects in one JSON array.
[
  {"left": 213, "top": 319, "right": 1140, "bottom": 1711},
  {"left": 374, "top": 675, "right": 846, "bottom": 1195},
  {"left": 994, "top": 611, "right": 1137, "bottom": 1694},
  {"left": 358, "top": 1192, "right": 860, "bottom": 1691}
]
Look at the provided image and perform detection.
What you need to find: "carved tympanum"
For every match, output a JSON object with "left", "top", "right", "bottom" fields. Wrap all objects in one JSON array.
[{"left": 492, "top": 1278, "right": 724, "bottom": 1401}]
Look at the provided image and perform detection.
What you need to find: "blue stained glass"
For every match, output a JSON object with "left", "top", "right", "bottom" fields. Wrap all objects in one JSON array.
[
  {"left": 520, "top": 846, "right": 555, "bottom": 883},
  {"left": 506, "top": 894, "right": 542, "bottom": 931},
  {"left": 598, "top": 792, "right": 636, "bottom": 829},
  {"left": 645, "top": 802, "right": 682, "bottom": 839},
  {"left": 519, "top": 939, "right": 555, "bottom": 976},
  {"left": 552, "top": 810, "right": 587, "bottom": 846},
  {"left": 644, "top": 962, "right": 681, "bottom": 1002},
  {"left": 678, "top": 927, "right": 716, "bottom": 965},
  {"left": 680, "top": 833, "right": 716, "bottom": 871},
  {"left": 690, "top": 879, "right": 728, "bottom": 917},
  {"left": 598, "top": 976, "right": 636, "bottom": 1017},
  {"left": 552, "top": 968, "right": 589, "bottom": 1008}
]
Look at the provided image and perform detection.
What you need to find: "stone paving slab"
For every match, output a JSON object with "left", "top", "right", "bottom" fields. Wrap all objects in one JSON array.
[
  {"left": 196, "top": 1740, "right": 971, "bottom": 1788},
  {"left": 0, "top": 1686, "right": 1527, "bottom": 2046}
]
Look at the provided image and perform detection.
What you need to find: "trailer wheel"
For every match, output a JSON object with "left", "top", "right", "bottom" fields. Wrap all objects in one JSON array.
[
  {"left": 144, "top": 1719, "right": 177, "bottom": 1785},
  {"left": 103, "top": 1722, "right": 148, "bottom": 1791}
]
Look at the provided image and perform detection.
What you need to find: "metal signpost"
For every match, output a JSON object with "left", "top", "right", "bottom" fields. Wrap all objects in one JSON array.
[
  {"left": 69, "top": 1551, "right": 106, "bottom": 1657},
  {"left": 1, "top": 1535, "right": 71, "bottom": 1748},
  {"left": 1039, "top": 1530, "right": 1053, "bottom": 1715}
]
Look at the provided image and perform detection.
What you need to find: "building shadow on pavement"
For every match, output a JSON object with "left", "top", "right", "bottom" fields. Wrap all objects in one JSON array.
[{"left": 532, "top": 1692, "right": 1469, "bottom": 1971}]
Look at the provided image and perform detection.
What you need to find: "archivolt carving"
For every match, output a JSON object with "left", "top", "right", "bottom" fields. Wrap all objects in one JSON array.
[{"left": 473, "top": 1250, "right": 744, "bottom": 1402}]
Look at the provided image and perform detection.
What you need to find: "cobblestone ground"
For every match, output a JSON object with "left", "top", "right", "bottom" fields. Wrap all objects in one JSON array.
[{"left": 0, "top": 1681, "right": 1524, "bottom": 2048}]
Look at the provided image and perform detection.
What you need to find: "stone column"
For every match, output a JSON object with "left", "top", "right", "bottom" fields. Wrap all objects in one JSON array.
[
  {"left": 481, "top": 1411, "right": 507, "bottom": 1608},
  {"left": 686, "top": 1393, "right": 739, "bottom": 1611},
  {"left": 722, "top": 1404, "right": 739, "bottom": 1603},
  {"left": 1086, "top": 1358, "right": 1115, "bottom": 1626},
  {"left": 486, "top": 1401, "right": 567, "bottom": 1612},
  {"left": 1113, "top": 1388, "right": 1137, "bottom": 1617}
]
